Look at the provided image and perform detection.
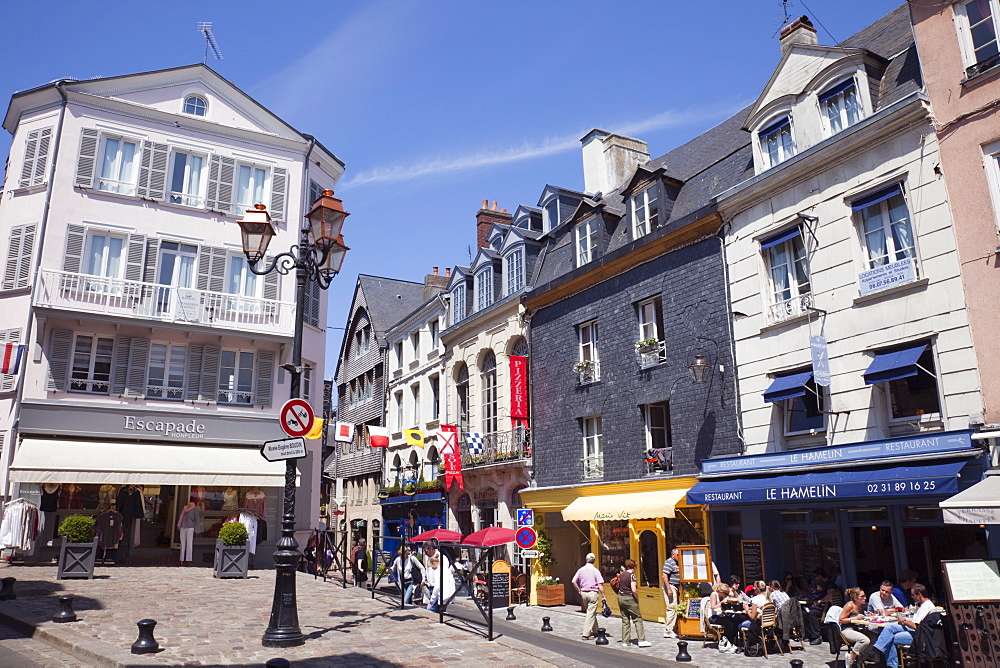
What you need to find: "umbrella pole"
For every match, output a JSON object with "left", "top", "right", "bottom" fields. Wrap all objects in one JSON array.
[
  {"left": 488, "top": 545, "right": 494, "bottom": 641},
  {"left": 439, "top": 546, "right": 445, "bottom": 624}
]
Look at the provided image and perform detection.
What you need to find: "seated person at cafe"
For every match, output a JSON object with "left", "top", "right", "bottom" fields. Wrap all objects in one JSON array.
[
  {"left": 892, "top": 570, "right": 917, "bottom": 607},
  {"left": 740, "top": 581, "right": 769, "bottom": 631},
  {"left": 728, "top": 575, "right": 751, "bottom": 603},
  {"left": 872, "top": 584, "right": 935, "bottom": 668},
  {"left": 804, "top": 569, "right": 843, "bottom": 644},
  {"left": 868, "top": 580, "right": 903, "bottom": 613},
  {"left": 839, "top": 588, "right": 872, "bottom": 668},
  {"left": 708, "top": 582, "right": 741, "bottom": 650}
]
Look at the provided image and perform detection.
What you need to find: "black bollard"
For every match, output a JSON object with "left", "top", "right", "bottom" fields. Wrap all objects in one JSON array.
[
  {"left": 506, "top": 606, "right": 516, "bottom": 620},
  {"left": 53, "top": 595, "right": 77, "bottom": 623},
  {"left": 0, "top": 577, "right": 15, "bottom": 600},
  {"left": 595, "top": 627, "right": 609, "bottom": 645},
  {"left": 789, "top": 660, "right": 804, "bottom": 668},
  {"left": 541, "top": 616, "right": 553, "bottom": 632},
  {"left": 130, "top": 619, "right": 159, "bottom": 654},
  {"left": 675, "top": 640, "right": 692, "bottom": 662},
  {"left": 265, "top": 659, "right": 291, "bottom": 667}
]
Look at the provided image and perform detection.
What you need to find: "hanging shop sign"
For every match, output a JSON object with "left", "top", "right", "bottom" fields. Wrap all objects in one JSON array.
[{"left": 509, "top": 355, "right": 529, "bottom": 428}]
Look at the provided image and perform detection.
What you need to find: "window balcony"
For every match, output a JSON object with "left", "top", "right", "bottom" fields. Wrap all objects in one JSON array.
[
  {"left": 582, "top": 455, "right": 604, "bottom": 479},
  {"left": 636, "top": 340, "right": 666, "bottom": 369},
  {"left": 768, "top": 292, "right": 812, "bottom": 326},
  {"left": 168, "top": 191, "right": 205, "bottom": 208},
  {"left": 35, "top": 269, "right": 295, "bottom": 336},
  {"left": 459, "top": 427, "right": 531, "bottom": 469},
  {"left": 574, "top": 360, "right": 600, "bottom": 385}
]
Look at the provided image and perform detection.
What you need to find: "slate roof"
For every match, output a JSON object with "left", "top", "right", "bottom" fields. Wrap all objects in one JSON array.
[{"left": 356, "top": 275, "right": 426, "bottom": 342}]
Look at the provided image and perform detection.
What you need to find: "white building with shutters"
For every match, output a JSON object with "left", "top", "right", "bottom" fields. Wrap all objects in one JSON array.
[{"left": 0, "top": 65, "right": 342, "bottom": 565}]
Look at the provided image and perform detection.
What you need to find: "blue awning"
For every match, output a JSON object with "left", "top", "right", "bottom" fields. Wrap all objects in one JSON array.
[
  {"left": 687, "top": 460, "right": 965, "bottom": 505},
  {"left": 863, "top": 344, "right": 927, "bottom": 384},
  {"left": 760, "top": 227, "right": 802, "bottom": 251},
  {"left": 851, "top": 184, "right": 903, "bottom": 212},
  {"left": 759, "top": 116, "right": 790, "bottom": 137},
  {"left": 818, "top": 78, "right": 856, "bottom": 103},
  {"left": 763, "top": 371, "right": 814, "bottom": 403}
]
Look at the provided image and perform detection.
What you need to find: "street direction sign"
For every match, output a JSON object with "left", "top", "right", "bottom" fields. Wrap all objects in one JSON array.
[
  {"left": 520, "top": 549, "right": 539, "bottom": 559},
  {"left": 515, "top": 526, "right": 537, "bottom": 549},
  {"left": 516, "top": 508, "right": 534, "bottom": 527},
  {"left": 279, "top": 398, "right": 315, "bottom": 438},
  {"left": 261, "top": 436, "right": 307, "bottom": 462}
]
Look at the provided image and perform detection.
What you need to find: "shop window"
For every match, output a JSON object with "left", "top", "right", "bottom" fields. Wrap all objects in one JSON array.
[
  {"left": 638, "top": 529, "right": 659, "bottom": 587},
  {"left": 904, "top": 506, "right": 943, "bottom": 522},
  {"left": 724, "top": 512, "right": 742, "bottom": 528},
  {"left": 846, "top": 506, "right": 889, "bottom": 522},
  {"left": 598, "top": 520, "right": 629, "bottom": 580},
  {"left": 70, "top": 334, "right": 114, "bottom": 394}
]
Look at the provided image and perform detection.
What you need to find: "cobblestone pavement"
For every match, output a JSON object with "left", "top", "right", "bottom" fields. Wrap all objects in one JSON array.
[{"left": 0, "top": 619, "right": 86, "bottom": 666}]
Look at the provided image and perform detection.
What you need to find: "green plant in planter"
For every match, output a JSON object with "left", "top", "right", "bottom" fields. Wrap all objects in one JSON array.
[
  {"left": 57, "top": 515, "right": 95, "bottom": 543},
  {"left": 218, "top": 522, "right": 249, "bottom": 546},
  {"left": 536, "top": 530, "right": 557, "bottom": 567},
  {"left": 672, "top": 601, "right": 688, "bottom": 619},
  {"left": 684, "top": 583, "right": 701, "bottom": 599}
]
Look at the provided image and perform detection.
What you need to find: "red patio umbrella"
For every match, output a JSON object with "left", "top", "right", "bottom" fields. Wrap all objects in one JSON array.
[
  {"left": 409, "top": 528, "right": 462, "bottom": 543},
  {"left": 462, "top": 527, "right": 516, "bottom": 547}
]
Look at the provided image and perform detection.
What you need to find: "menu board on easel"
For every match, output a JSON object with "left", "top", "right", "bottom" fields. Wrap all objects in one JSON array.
[
  {"left": 942, "top": 559, "right": 1000, "bottom": 602},
  {"left": 678, "top": 545, "right": 712, "bottom": 583},
  {"left": 741, "top": 540, "right": 764, "bottom": 585},
  {"left": 941, "top": 559, "right": 1000, "bottom": 667}
]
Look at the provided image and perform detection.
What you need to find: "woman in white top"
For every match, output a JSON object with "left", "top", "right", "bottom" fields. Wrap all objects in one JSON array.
[{"left": 839, "top": 587, "right": 872, "bottom": 668}]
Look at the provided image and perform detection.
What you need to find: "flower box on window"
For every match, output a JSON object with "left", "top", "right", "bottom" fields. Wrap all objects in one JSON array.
[{"left": 635, "top": 337, "right": 659, "bottom": 354}]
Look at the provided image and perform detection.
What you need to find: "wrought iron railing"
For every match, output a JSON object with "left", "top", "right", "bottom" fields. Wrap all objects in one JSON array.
[
  {"left": 582, "top": 454, "right": 604, "bottom": 479},
  {"left": 768, "top": 292, "right": 812, "bottom": 325},
  {"left": 576, "top": 360, "right": 601, "bottom": 385},
  {"left": 459, "top": 427, "right": 531, "bottom": 468},
  {"left": 636, "top": 340, "right": 667, "bottom": 369}
]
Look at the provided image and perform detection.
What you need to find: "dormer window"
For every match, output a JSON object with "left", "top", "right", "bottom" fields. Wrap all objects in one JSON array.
[
  {"left": 630, "top": 186, "right": 659, "bottom": 238},
  {"left": 490, "top": 235, "right": 503, "bottom": 251},
  {"left": 451, "top": 285, "right": 466, "bottom": 324},
  {"left": 759, "top": 116, "right": 796, "bottom": 169},
  {"left": 819, "top": 78, "right": 862, "bottom": 135},
  {"left": 504, "top": 248, "right": 524, "bottom": 296},
  {"left": 183, "top": 95, "right": 208, "bottom": 117},
  {"left": 476, "top": 268, "right": 493, "bottom": 311},
  {"left": 543, "top": 198, "right": 560, "bottom": 231},
  {"left": 575, "top": 218, "right": 597, "bottom": 266}
]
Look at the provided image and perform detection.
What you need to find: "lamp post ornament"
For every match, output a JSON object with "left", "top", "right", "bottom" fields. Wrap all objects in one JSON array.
[{"left": 239, "top": 190, "right": 349, "bottom": 648}]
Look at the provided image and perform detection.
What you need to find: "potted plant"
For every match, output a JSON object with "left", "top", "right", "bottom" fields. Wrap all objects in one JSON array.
[
  {"left": 572, "top": 360, "right": 594, "bottom": 374},
  {"left": 675, "top": 584, "right": 707, "bottom": 638},
  {"left": 635, "top": 337, "right": 659, "bottom": 354},
  {"left": 535, "top": 575, "right": 566, "bottom": 606},
  {"left": 56, "top": 515, "right": 98, "bottom": 580},
  {"left": 214, "top": 522, "right": 250, "bottom": 579}
]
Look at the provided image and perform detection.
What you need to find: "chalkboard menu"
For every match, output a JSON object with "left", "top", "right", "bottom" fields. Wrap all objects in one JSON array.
[
  {"left": 685, "top": 597, "right": 702, "bottom": 620},
  {"left": 741, "top": 540, "right": 764, "bottom": 585},
  {"left": 803, "top": 544, "right": 823, "bottom": 577},
  {"left": 491, "top": 560, "right": 511, "bottom": 609}
]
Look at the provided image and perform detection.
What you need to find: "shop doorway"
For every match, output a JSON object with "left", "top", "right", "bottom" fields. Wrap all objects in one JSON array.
[
  {"left": 852, "top": 525, "right": 895, "bottom": 592},
  {"left": 634, "top": 520, "right": 665, "bottom": 622},
  {"left": 903, "top": 524, "right": 979, "bottom": 597}
]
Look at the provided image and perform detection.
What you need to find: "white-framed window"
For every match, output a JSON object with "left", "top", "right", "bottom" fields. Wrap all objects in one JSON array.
[
  {"left": 70, "top": 334, "right": 114, "bottom": 394},
  {"left": 97, "top": 135, "right": 138, "bottom": 195},
  {"left": 455, "top": 364, "right": 470, "bottom": 434},
  {"left": 169, "top": 150, "right": 206, "bottom": 207},
  {"left": 227, "top": 254, "right": 260, "bottom": 299},
  {"left": 505, "top": 248, "right": 524, "bottom": 295},
  {"left": 183, "top": 95, "right": 208, "bottom": 116},
  {"left": 853, "top": 184, "right": 916, "bottom": 269},
  {"left": 411, "top": 383, "right": 421, "bottom": 427},
  {"left": 636, "top": 296, "right": 666, "bottom": 367},
  {"left": 874, "top": 341, "right": 942, "bottom": 423},
  {"left": 644, "top": 401, "right": 672, "bottom": 450},
  {"left": 395, "top": 391, "right": 404, "bottom": 432},
  {"left": 476, "top": 268, "right": 493, "bottom": 311},
  {"left": 762, "top": 227, "right": 811, "bottom": 322},
  {"left": 147, "top": 343, "right": 186, "bottom": 400},
  {"left": 411, "top": 330, "right": 420, "bottom": 360},
  {"left": 302, "top": 363, "right": 313, "bottom": 402},
  {"left": 820, "top": 78, "right": 862, "bottom": 136},
  {"left": 430, "top": 374, "right": 440, "bottom": 421},
  {"left": 955, "top": 0, "right": 1000, "bottom": 77},
  {"left": 235, "top": 163, "right": 269, "bottom": 211},
  {"left": 481, "top": 352, "right": 498, "bottom": 434},
  {"left": 394, "top": 341, "right": 404, "bottom": 370},
  {"left": 581, "top": 416, "right": 603, "bottom": 479},
  {"left": 630, "top": 186, "right": 659, "bottom": 238},
  {"left": 578, "top": 320, "right": 600, "bottom": 383},
  {"left": 759, "top": 116, "right": 796, "bottom": 169},
  {"left": 429, "top": 318, "right": 439, "bottom": 349},
  {"left": 576, "top": 218, "right": 597, "bottom": 266},
  {"left": 218, "top": 349, "right": 254, "bottom": 405},
  {"left": 85, "top": 233, "right": 126, "bottom": 278},
  {"left": 543, "top": 197, "right": 560, "bottom": 231},
  {"left": 452, "top": 286, "right": 466, "bottom": 324}
]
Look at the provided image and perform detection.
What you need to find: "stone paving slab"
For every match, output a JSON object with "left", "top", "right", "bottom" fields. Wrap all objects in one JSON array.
[{"left": 0, "top": 618, "right": 87, "bottom": 667}]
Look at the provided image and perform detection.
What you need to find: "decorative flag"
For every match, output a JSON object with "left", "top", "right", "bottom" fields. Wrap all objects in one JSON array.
[
  {"left": 305, "top": 417, "right": 324, "bottom": 440},
  {"left": 368, "top": 425, "right": 389, "bottom": 448},
  {"left": 444, "top": 452, "right": 464, "bottom": 492},
  {"left": 509, "top": 355, "right": 529, "bottom": 429},
  {"left": 333, "top": 422, "right": 355, "bottom": 443},
  {"left": 437, "top": 424, "right": 459, "bottom": 456},
  {"left": 466, "top": 432, "right": 483, "bottom": 455},
  {"left": 404, "top": 429, "right": 424, "bottom": 447},
  {"left": 1, "top": 343, "right": 24, "bottom": 375}
]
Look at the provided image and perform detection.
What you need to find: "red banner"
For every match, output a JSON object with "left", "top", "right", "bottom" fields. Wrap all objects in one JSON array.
[
  {"left": 444, "top": 453, "right": 464, "bottom": 492},
  {"left": 509, "top": 355, "right": 529, "bottom": 428}
]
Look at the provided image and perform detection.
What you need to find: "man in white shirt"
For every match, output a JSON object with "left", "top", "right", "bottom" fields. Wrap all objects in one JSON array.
[
  {"left": 872, "top": 584, "right": 935, "bottom": 668},
  {"left": 867, "top": 580, "right": 903, "bottom": 613}
]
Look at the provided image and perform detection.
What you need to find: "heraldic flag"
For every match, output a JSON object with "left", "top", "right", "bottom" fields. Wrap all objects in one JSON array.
[
  {"left": 1, "top": 343, "right": 24, "bottom": 375},
  {"left": 368, "top": 425, "right": 389, "bottom": 448},
  {"left": 404, "top": 429, "right": 424, "bottom": 447},
  {"left": 334, "top": 421, "right": 355, "bottom": 443},
  {"left": 438, "top": 424, "right": 464, "bottom": 491}
]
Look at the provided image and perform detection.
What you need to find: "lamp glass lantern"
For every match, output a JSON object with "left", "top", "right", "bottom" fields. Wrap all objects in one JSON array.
[
  {"left": 318, "top": 235, "right": 349, "bottom": 279},
  {"left": 238, "top": 204, "right": 276, "bottom": 264},
  {"left": 307, "top": 189, "right": 348, "bottom": 250},
  {"left": 689, "top": 354, "right": 709, "bottom": 384}
]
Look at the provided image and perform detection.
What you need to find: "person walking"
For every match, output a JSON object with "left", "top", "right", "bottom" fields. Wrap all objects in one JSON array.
[
  {"left": 662, "top": 547, "right": 680, "bottom": 638},
  {"left": 351, "top": 538, "right": 368, "bottom": 587},
  {"left": 391, "top": 546, "right": 424, "bottom": 606},
  {"left": 615, "top": 559, "right": 651, "bottom": 647},
  {"left": 571, "top": 553, "right": 606, "bottom": 640}
]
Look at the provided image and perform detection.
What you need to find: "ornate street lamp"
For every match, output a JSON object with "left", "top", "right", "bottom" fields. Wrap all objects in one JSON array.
[
  {"left": 688, "top": 354, "right": 710, "bottom": 384},
  {"left": 237, "top": 190, "right": 349, "bottom": 648}
]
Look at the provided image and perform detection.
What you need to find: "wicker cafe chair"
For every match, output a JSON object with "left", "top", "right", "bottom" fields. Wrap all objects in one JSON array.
[
  {"left": 701, "top": 597, "right": 725, "bottom": 648},
  {"left": 510, "top": 573, "right": 527, "bottom": 604},
  {"left": 759, "top": 602, "right": 783, "bottom": 656}
]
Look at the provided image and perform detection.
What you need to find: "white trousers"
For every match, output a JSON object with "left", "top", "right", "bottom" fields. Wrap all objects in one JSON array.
[{"left": 179, "top": 527, "right": 195, "bottom": 562}]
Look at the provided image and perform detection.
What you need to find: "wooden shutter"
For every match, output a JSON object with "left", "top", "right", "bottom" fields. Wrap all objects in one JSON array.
[
  {"left": 309, "top": 180, "right": 323, "bottom": 204},
  {"left": 111, "top": 336, "right": 132, "bottom": 395},
  {"left": 62, "top": 224, "right": 86, "bottom": 274},
  {"left": 124, "top": 234, "right": 146, "bottom": 282},
  {"left": 2, "top": 223, "right": 35, "bottom": 291},
  {"left": 46, "top": 329, "right": 73, "bottom": 391},
  {"left": 205, "top": 155, "right": 222, "bottom": 210},
  {"left": 32, "top": 127, "right": 51, "bottom": 186},
  {"left": 75, "top": 128, "right": 99, "bottom": 188},
  {"left": 270, "top": 167, "right": 288, "bottom": 222},
  {"left": 185, "top": 344, "right": 204, "bottom": 401},
  {"left": 200, "top": 345, "right": 221, "bottom": 401},
  {"left": 143, "top": 238, "right": 160, "bottom": 284},
  {"left": 136, "top": 141, "right": 169, "bottom": 200},
  {"left": 255, "top": 350, "right": 274, "bottom": 407},
  {"left": 125, "top": 337, "right": 149, "bottom": 397},
  {"left": 196, "top": 246, "right": 228, "bottom": 293},
  {"left": 305, "top": 278, "right": 321, "bottom": 327},
  {"left": 0, "top": 329, "right": 20, "bottom": 392},
  {"left": 263, "top": 254, "right": 279, "bottom": 301},
  {"left": 19, "top": 129, "right": 40, "bottom": 188},
  {"left": 206, "top": 155, "right": 236, "bottom": 213}
]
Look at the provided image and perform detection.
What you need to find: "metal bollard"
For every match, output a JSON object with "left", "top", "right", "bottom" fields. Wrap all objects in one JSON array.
[
  {"left": 595, "top": 627, "right": 609, "bottom": 645},
  {"left": 0, "top": 577, "right": 15, "bottom": 600},
  {"left": 789, "top": 660, "right": 804, "bottom": 668},
  {"left": 675, "top": 640, "right": 692, "bottom": 662},
  {"left": 265, "top": 659, "right": 291, "bottom": 667},
  {"left": 52, "top": 595, "right": 77, "bottom": 623},
  {"left": 541, "top": 616, "right": 553, "bottom": 632},
  {"left": 506, "top": 606, "right": 516, "bottom": 620},
  {"left": 130, "top": 619, "right": 159, "bottom": 654}
]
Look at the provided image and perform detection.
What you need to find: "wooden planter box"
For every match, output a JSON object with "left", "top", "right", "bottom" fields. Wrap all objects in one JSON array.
[
  {"left": 213, "top": 540, "right": 250, "bottom": 579},
  {"left": 677, "top": 616, "right": 705, "bottom": 638},
  {"left": 57, "top": 538, "right": 98, "bottom": 580},
  {"left": 536, "top": 584, "right": 565, "bottom": 606}
]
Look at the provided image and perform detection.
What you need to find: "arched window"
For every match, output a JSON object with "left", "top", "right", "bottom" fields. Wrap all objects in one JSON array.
[
  {"left": 455, "top": 363, "right": 470, "bottom": 434},
  {"left": 510, "top": 337, "right": 529, "bottom": 358},
  {"left": 481, "top": 352, "right": 497, "bottom": 435},
  {"left": 183, "top": 95, "right": 207, "bottom": 116},
  {"left": 391, "top": 454, "right": 403, "bottom": 484},
  {"left": 424, "top": 445, "right": 439, "bottom": 482}
]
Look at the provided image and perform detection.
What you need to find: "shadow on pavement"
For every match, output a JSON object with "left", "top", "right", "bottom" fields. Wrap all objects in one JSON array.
[
  {"left": 196, "top": 654, "right": 404, "bottom": 668},
  {"left": 1, "top": 579, "right": 104, "bottom": 611}
]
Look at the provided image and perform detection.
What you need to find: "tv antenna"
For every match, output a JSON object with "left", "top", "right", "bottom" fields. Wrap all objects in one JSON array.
[{"left": 197, "top": 22, "right": 223, "bottom": 63}]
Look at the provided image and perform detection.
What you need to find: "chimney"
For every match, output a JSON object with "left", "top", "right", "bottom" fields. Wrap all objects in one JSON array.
[
  {"left": 424, "top": 266, "right": 449, "bottom": 300},
  {"left": 476, "top": 199, "right": 513, "bottom": 249},
  {"left": 779, "top": 16, "right": 818, "bottom": 56},
  {"left": 445, "top": 267, "right": 450, "bottom": 277},
  {"left": 581, "top": 129, "right": 650, "bottom": 196}
]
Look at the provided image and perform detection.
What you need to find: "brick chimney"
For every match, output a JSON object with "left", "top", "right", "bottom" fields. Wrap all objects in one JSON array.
[
  {"left": 476, "top": 200, "right": 513, "bottom": 249},
  {"left": 581, "top": 129, "right": 650, "bottom": 196},
  {"left": 424, "top": 266, "right": 449, "bottom": 300},
  {"left": 779, "top": 16, "right": 818, "bottom": 56}
]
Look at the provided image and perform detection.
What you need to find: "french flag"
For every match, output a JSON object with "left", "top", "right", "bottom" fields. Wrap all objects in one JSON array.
[{"left": 1, "top": 343, "right": 23, "bottom": 375}]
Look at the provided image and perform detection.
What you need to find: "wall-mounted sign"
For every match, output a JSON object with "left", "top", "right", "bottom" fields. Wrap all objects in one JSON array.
[
  {"left": 475, "top": 489, "right": 498, "bottom": 509},
  {"left": 857, "top": 256, "right": 916, "bottom": 296}
]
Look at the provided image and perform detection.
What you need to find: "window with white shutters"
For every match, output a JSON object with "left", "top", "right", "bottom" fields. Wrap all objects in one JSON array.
[
  {"left": 2, "top": 223, "right": 36, "bottom": 291},
  {"left": 46, "top": 329, "right": 73, "bottom": 391},
  {"left": 20, "top": 127, "right": 52, "bottom": 188},
  {"left": 136, "top": 141, "right": 169, "bottom": 200},
  {"left": 0, "top": 329, "right": 21, "bottom": 392},
  {"left": 110, "top": 335, "right": 150, "bottom": 397},
  {"left": 304, "top": 278, "right": 321, "bottom": 327},
  {"left": 184, "top": 343, "right": 222, "bottom": 401},
  {"left": 256, "top": 350, "right": 275, "bottom": 407},
  {"left": 206, "top": 155, "right": 236, "bottom": 213}
]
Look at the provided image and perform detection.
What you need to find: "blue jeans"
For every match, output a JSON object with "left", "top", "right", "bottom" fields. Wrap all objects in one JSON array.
[
  {"left": 874, "top": 623, "right": 912, "bottom": 667},
  {"left": 401, "top": 581, "right": 415, "bottom": 604}
]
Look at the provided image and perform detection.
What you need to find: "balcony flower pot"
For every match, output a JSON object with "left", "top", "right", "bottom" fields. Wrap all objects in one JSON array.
[
  {"left": 213, "top": 523, "right": 250, "bottom": 579},
  {"left": 536, "top": 581, "right": 565, "bottom": 606},
  {"left": 572, "top": 361, "right": 594, "bottom": 374},
  {"left": 635, "top": 338, "right": 659, "bottom": 355},
  {"left": 56, "top": 515, "right": 98, "bottom": 580}
]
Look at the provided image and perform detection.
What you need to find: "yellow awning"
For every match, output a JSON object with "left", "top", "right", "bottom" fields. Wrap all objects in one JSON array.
[{"left": 561, "top": 488, "right": 690, "bottom": 521}]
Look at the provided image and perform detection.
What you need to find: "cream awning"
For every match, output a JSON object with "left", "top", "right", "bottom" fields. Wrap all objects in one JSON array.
[
  {"left": 10, "top": 439, "right": 294, "bottom": 487},
  {"left": 940, "top": 474, "right": 1000, "bottom": 525},
  {"left": 561, "top": 488, "right": 690, "bottom": 522}
]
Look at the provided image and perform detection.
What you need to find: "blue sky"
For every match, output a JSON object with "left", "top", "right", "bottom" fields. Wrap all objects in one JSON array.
[{"left": 0, "top": 0, "right": 905, "bottom": 376}]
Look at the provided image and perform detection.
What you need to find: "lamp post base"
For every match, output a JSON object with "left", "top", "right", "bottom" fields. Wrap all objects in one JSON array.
[{"left": 261, "top": 543, "right": 305, "bottom": 648}]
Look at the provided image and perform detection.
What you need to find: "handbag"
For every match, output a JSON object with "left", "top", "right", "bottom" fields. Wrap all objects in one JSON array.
[{"left": 601, "top": 601, "right": 612, "bottom": 618}]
